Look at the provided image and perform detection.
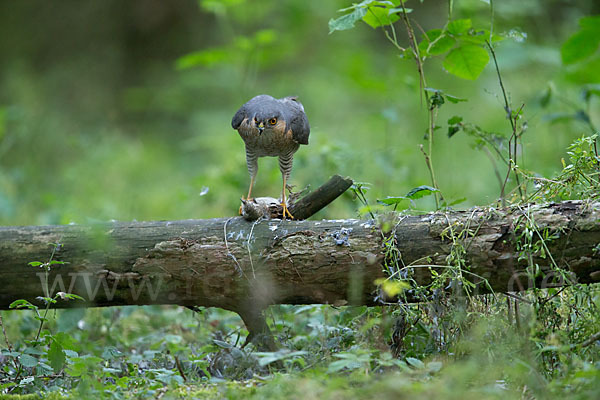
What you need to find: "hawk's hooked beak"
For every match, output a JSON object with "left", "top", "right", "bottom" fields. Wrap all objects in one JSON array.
[{"left": 256, "top": 121, "right": 264, "bottom": 134}]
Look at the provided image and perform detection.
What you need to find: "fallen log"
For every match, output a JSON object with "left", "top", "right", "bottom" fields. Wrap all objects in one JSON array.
[{"left": 1, "top": 200, "right": 599, "bottom": 348}]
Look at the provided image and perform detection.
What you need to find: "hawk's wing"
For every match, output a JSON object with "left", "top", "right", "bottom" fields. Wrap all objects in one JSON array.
[
  {"left": 231, "top": 105, "right": 246, "bottom": 130},
  {"left": 281, "top": 97, "right": 310, "bottom": 145}
]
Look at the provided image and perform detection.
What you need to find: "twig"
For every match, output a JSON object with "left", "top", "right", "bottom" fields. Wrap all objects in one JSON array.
[
  {"left": 578, "top": 331, "right": 600, "bottom": 348},
  {"left": 174, "top": 355, "right": 187, "bottom": 382},
  {"left": 0, "top": 314, "right": 12, "bottom": 352},
  {"left": 503, "top": 291, "right": 534, "bottom": 305}
]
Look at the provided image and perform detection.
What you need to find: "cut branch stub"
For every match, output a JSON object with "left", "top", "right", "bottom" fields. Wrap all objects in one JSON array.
[{"left": 240, "top": 175, "right": 353, "bottom": 220}]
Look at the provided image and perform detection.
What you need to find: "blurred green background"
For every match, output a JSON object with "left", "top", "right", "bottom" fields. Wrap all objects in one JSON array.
[{"left": 0, "top": 0, "right": 598, "bottom": 226}]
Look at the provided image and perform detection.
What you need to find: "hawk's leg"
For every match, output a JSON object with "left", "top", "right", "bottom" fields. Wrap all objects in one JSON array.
[
  {"left": 240, "top": 148, "right": 258, "bottom": 215},
  {"left": 245, "top": 148, "right": 258, "bottom": 200},
  {"left": 279, "top": 153, "right": 294, "bottom": 219},
  {"left": 246, "top": 174, "right": 256, "bottom": 200}
]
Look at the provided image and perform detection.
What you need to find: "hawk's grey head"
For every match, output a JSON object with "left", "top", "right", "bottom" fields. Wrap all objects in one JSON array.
[{"left": 232, "top": 94, "right": 310, "bottom": 145}]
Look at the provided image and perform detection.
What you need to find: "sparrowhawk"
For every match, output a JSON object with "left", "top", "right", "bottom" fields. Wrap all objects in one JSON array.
[{"left": 232, "top": 94, "right": 310, "bottom": 219}]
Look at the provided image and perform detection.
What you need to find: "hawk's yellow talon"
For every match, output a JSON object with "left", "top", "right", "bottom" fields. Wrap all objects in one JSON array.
[{"left": 281, "top": 203, "right": 294, "bottom": 220}]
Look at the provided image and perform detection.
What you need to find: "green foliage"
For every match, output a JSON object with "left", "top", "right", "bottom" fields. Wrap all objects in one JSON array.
[
  {"left": 329, "top": 1, "right": 410, "bottom": 33},
  {"left": 561, "top": 16, "right": 600, "bottom": 65},
  {"left": 561, "top": 15, "right": 600, "bottom": 84},
  {"left": 443, "top": 44, "right": 489, "bottom": 80},
  {"left": 529, "top": 134, "right": 600, "bottom": 201},
  {"left": 329, "top": 6, "right": 367, "bottom": 33}
]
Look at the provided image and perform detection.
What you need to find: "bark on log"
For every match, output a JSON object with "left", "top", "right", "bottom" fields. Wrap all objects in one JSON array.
[{"left": 0, "top": 201, "right": 599, "bottom": 316}]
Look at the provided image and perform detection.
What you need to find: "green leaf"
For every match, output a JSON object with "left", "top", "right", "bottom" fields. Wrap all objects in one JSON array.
[
  {"left": 103, "top": 367, "right": 122, "bottom": 375},
  {"left": 362, "top": 4, "right": 401, "bottom": 29},
  {"left": 429, "top": 36, "right": 456, "bottom": 56},
  {"left": 255, "top": 350, "right": 307, "bottom": 367},
  {"left": 540, "top": 84, "right": 554, "bottom": 108},
  {"left": 19, "top": 354, "right": 39, "bottom": 368},
  {"left": 328, "top": 8, "right": 367, "bottom": 34},
  {"left": 446, "top": 94, "right": 468, "bottom": 103},
  {"left": 327, "top": 359, "right": 355, "bottom": 372},
  {"left": 565, "top": 55, "right": 600, "bottom": 84},
  {"left": 446, "top": 197, "right": 467, "bottom": 207},
  {"left": 28, "top": 261, "right": 43, "bottom": 267},
  {"left": 22, "top": 347, "right": 43, "bottom": 356},
  {"left": 102, "top": 346, "right": 122, "bottom": 360},
  {"left": 406, "top": 185, "right": 440, "bottom": 199},
  {"left": 66, "top": 355, "right": 104, "bottom": 377},
  {"left": 48, "top": 340, "right": 66, "bottom": 373},
  {"left": 374, "top": 278, "right": 409, "bottom": 296},
  {"left": 378, "top": 196, "right": 408, "bottom": 205},
  {"left": 378, "top": 197, "right": 411, "bottom": 210},
  {"left": 406, "top": 357, "right": 425, "bottom": 369},
  {"left": 419, "top": 29, "right": 456, "bottom": 56},
  {"left": 338, "top": 0, "right": 377, "bottom": 12},
  {"left": 213, "top": 339, "right": 233, "bottom": 349},
  {"left": 66, "top": 360, "right": 87, "bottom": 377},
  {"left": 64, "top": 350, "right": 78, "bottom": 358},
  {"left": 447, "top": 19, "right": 472, "bottom": 35},
  {"left": 19, "top": 377, "right": 34, "bottom": 386},
  {"left": 448, "top": 115, "right": 463, "bottom": 125},
  {"left": 427, "top": 361, "right": 443, "bottom": 372},
  {"left": 9, "top": 299, "right": 37, "bottom": 310},
  {"left": 579, "top": 15, "right": 600, "bottom": 32},
  {"left": 561, "top": 29, "right": 600, "bottom": 65},
  {"left": 53, "top": 332, "right": 79, "bottom": 351},
  {"left": 448, "top": 125, "right": 461, "bottom": 138},
  {"left": 443, "top": 44, "right": 489, "bottom": 80},
  {"left": 175, "top": 48, "right": 231, "bottom": 69}
]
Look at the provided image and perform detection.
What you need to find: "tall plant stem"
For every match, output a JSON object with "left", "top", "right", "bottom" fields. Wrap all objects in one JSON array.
[
  {"left": 399, "top": 3, "right": 442, "bottom": 208},
  {"left": 486, "top": 40, "right": 524, "bottom": 205}
]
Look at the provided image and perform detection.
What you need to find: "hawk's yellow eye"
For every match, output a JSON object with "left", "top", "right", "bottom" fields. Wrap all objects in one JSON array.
[{"left": 268, "top": 118, "right": 277, "bottom": 125}]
